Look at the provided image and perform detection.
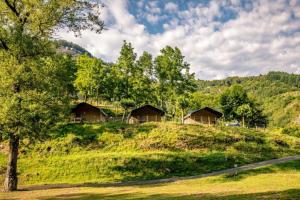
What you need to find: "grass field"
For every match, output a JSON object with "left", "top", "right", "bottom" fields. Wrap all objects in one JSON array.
[
  {"left": 0, "top": 122, "right": 300, "bottom": 186},
  {"left": 1, "top": 160, "right": 300, "bottom": 200}
]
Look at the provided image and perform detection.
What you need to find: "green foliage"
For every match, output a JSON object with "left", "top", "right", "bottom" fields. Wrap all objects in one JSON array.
[
  {"left": 198, "top": 72, "right": 300, "bottom": 127},
  {"left": 282, "top": 127, "right": 300, "bottom": 137},
  {"left": 189, "top": 91, "right": 220, "bottom": 110},
  {"left": 263, "top": 91, "right": 300, "bottom": 127},
  {"left": 120, "top": 98, "right": 135, "bottom": 109},
  {"left": 74, "top": 54, "right": 111, "bottom": 101},
  {"left": 73, "top": 41, "right": 197, "bottom": 119},
  {"left": 219, "top": 85, "right": 267, "bottom": 127},
  {"left": 155, "top": 46, "right": 197, "bottom": 113},
  {"left": 0, "top": 0, "right": 105, "bottom": 190},
  {"left": 120, "top": 98, "right": 135, "bottom": 121},
  {"left": 220, "top": 85, "right": 250, "bottom": 120},
  {"left": 113, "top": 41, "right": 137, "bottom": 100},
  {"left": 0, "top": 52, "right": 73, "bottom": 140}
]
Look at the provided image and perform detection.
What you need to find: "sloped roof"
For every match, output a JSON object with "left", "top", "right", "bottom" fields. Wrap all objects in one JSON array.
[
  {"left": 72, "top": 102, "right": 107, "bottom": 116},
  {"left": 130, "top": 104, "right": 165, "bottom": 116},
  {"left": 184, "top": 107, "right": 223, "bottom": 119}
]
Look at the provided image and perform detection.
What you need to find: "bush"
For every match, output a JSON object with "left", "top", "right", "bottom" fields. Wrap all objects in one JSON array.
[
  {"left": 282, "top": 127, "right": 300, "bottom": 137},
  {"left": 98, "top": 132, "right": 124, "bottom": 147}
]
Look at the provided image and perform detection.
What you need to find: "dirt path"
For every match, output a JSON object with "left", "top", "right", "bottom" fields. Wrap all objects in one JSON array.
[{"left": 19, "top": 155, "right": 300, "bottom": 191}]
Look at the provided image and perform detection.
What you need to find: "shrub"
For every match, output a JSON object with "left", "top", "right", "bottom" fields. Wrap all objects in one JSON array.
[
  {"left": 98, "top": 132, "right": 124, "bottom": 147},
  {"left": 282, "top": 127, "right": 300, "bottom": 137}
]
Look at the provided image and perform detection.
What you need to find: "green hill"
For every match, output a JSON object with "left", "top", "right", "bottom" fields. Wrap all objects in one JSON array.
[
  {"left": 1, "top": 122, "right": 299, "bottom": 186},
  {"left": 55, "top": 39, "right": 93, "bottom": 57}
]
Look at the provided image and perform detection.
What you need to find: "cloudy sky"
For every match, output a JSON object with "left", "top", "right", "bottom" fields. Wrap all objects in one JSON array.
[{"left": 58, "top": 0, "right": 300, "bottom": 80}]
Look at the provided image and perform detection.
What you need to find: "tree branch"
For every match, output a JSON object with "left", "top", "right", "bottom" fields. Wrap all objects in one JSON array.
[
  {"left": 4, "top": 0, "right": 20, "bottom": 17},
  {"left": 0, "top": 38, "right": 9, "bottom": 50}
]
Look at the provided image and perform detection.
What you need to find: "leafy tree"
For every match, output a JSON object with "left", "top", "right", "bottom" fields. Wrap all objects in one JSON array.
[
  {"left": 190, "top": 91, "right": 220, "bottom": 110},
  {"left": 154, "top": 46, "right": 196, "bottom": 116},
  {"left": 220, "top": 85, "right": 249, "bottom": 120},
  {"left": 120, "top": 98, "right": 135, "bottom": 122},
  {"left": 74, "top": 55, "right": 108, "bottom": 103},
  {"left": 0, "top": 0, "right": 104, "bottom": 191},
  {"left": 220, "top": 85, "right": 267, "bottom": 127},
  {"left": 113, "top": 41, "right": 137, "bottom": 100},
  {"left": 134, "top": 51, "right": 156, "bottom": 105},
  {"left": 246, "top": 103, "right": 267, "bottom": 128},
  {"left": 177, "top": 95, "right": 190, "bottom": 124},
  {"left": 236, "top": 104, "right": 252, "bottom": 127}
]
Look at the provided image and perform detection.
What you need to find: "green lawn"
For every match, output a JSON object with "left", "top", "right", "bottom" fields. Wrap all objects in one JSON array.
[
  {"left": 1, "top": 160, "right": 300, "bottom": 200},
  {"left": 0, "top": 122, "right": 300, "bottom": 186}
]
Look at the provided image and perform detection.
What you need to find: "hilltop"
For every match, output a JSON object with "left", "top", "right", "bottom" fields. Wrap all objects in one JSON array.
[{"left": 0, "top": 122, "right": 299, "bottom": 186}]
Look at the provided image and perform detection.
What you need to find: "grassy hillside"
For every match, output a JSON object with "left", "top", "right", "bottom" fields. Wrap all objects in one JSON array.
[
  {"left": 1, "top": 122, "right": 300, "bottom": 186},
  {"left": 197, "top": 72, "right": 300, "bottom": 127},
  {"left": 264, "top": 91, "right": 300, "bottom": 127},
  {"left": 1, "top": 159, "right": 300, "bottom": 199}
]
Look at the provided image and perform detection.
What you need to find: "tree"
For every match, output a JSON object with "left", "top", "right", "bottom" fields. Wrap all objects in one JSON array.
[
  {"left": 190, "top": 92, "right": 220, "bottom": 110},
  {"left": 236, "top": 104, "right": 252, "bottom": 127},
  {"left": 74, "top": 55, "right": 108, "bottom": 104},
  {"left": 0, "top": 0, "right": 104, "bottom": 191},
  {"left": 220, "top": 85, "right": 249, "bottom": 120},
  {"left": 113, "top": 41, "right": 137, "bottom": 100},
  {"left": 133, "top": 51, "right": 156, "bottom": 105},
  {"left": 220, "top": 85, "right": 267, "bottom": 127},
  {"left": 154, "top": 46, "right": 196, "bottom": 116},
  {"left": 177, "top": 95, "right": 190, "bottom": 124},
  {"left": 120, "top": 98, "right": 135, "bottom": 122}
]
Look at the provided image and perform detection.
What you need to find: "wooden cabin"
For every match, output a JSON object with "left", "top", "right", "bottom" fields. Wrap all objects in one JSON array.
[
  {"left": 128, "top": 105, "right": 165, "bottom": 124},
  {"left": 183, "top": 107, "right": 222, "bottom": 125},
  {"left": 71, "top": 102, "right": 107, "bottom": 123}
]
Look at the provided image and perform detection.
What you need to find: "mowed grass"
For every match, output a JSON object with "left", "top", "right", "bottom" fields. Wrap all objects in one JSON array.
[
  {"left": 1, "top": 160, "right": 300, "bottom": 200},
  {"left": 0, "top": 122, "right": 300, "bottom": 186}
]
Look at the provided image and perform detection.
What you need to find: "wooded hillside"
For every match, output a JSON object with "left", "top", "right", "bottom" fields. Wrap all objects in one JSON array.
[{"left": 197, "top": 71, "right": 300, "bottom": 127}]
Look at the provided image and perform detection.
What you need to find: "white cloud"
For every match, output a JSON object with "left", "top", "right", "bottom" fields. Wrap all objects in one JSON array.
[
  {"left": 145, "top": 1, "right": 161, "bottom": 14},
  {"left": 58, "top": 0, "right": 300, "bottom": 80},
  {"left": 137, "top": 1, "right": 144, "bottom": 8},
  {"left": 164, "top": 2, "right": 178, "bottom": 12},
  {"left": 145, "top": 14, "right": 160, "bottom": 24}
]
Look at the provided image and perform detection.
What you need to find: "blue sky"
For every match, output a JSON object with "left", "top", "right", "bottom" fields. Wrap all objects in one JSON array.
[{"left": 59, "top": 0, "right": 300, "bottom": 80}]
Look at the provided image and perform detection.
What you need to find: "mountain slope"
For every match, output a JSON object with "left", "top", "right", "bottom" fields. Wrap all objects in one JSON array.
[{"left": 197, "top": 72, "right": 300, "bottom": 127}]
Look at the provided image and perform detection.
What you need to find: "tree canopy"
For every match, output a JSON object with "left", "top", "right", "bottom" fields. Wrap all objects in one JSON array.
[
  {"left": 220, "top": 85, "right": 267, "bottom": 127},
  {"left": 0, "top": 0, "right": 104, "bottom": 191}
]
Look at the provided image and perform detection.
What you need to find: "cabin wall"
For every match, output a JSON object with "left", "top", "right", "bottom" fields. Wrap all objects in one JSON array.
[
  {"left": 83, "top": 111, "right": 106, "bottom": 122},
  {"left": 129, "top": 114, "right": 162, "bottom": 124},
  {"left": 72, "top": 108, "right": 106, "bottom": 123},
  {"left": 184, "top": 110, "right": 218, "bottom": 125},
  {"left": 183, "top": 117, "right": 200, "bottom": 125}
]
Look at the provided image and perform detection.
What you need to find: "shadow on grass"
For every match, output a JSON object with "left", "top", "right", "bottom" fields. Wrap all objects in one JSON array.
[
  {"left": 38, "top": 189, "right": 300, "bottom": 200},
  {"left": 111, "top": 152, "right": 232, "bottom": 181},
  {"left": 51, "top": 122, "right": 159, "bottom": 140}
]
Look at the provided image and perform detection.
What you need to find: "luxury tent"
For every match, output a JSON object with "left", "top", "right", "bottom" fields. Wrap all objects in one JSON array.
[
  {"left": 183, "top": 107, "right": 223, "bottom": 125},
  {"left": 128, "top": 105, "right": 165, "bottom": 124},
  {"left": 71, "top": 102, "right": 107, "bottom": 123}
]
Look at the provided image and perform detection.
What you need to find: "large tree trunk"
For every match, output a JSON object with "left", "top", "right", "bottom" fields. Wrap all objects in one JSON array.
[{"left": 4, "top": 135, "right": 19, "bottom": 192}]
